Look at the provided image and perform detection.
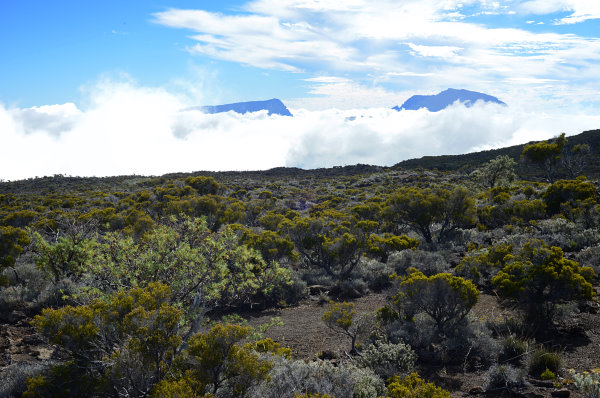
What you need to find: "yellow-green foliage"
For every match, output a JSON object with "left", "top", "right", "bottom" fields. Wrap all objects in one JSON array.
[
  {"left": 240, "top": 228, "right": 296, "bottom": 263},
  {"left": 93, "top": 216, "right": 291, "bottom": 309},
  {"left": 247, "top": 337, "right": 292, "bottom": 359},
  {"left": 32, "top": 229, "right": 99, "bottom": 283},
  {"left": 492, "top": 240, "right": 595, "bottom": 325},
  {"left": 455, "top": 243, "right": 513, "bottom": 287},
  {"left": 386, "top": 186, "right": 476, "bottom": 243},
  {"left": 184, "top": 175, "right": 222, "bottom": 195},
  {"left": 28, "top": 283, "right": 182, "bottom": 397},
  {"left": 540, "top": 368, "right": 556, "bottom": 380},
  {"left": 322, "top": 301, "right": 371, "bottom": 352},
  {"left": 367, "top": 233, "right": 418, "bottom": 262},
  {"left": 542, "top": 177, "right": 597, "bottom": 215},
  {"left": 0, "top": 225, "right": 30, "bottom": 271},
  {"left": 167, "top": 323, "right": 272, "bottom": 396},
  {"left": 151, "top": 375, "right": 213, "bottom": 398},
  {"left": 322, "top": 301, "right": 355, "bottom": 331},
  {"left": 477, "top": 186, "right": 546, "bottom": 228},
  {"left": 521, "top": 133, "right": 567, "bottom": 182},
  {"left": 289, "top": 212, "right": 368, "bottom": 279},
  {"left": 165, "top": 194, "right": 246, "bottom": 231},
  {"left": 386, "top": 373, "right": 450, "bottom": 398},
  {"left": 393, "top": 271, "right": 479, "bottom": 337}
]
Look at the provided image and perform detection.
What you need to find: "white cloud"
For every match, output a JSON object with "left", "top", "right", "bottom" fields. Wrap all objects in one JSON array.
[
  {"left": 517, "top": 0, "right": 600, "bottom": 24},
  {"left": 286, "top": 103, "right": 600, "bottom": 168},
  {"left": 408, "top": 43, "right": 462, "bottom": 59},
  {"left": 152, "top": 1, "right": 600, "bottom": 111},
  {"left": 287, "top": 79, "right": 409, "bottom": 109},
  {"left": 2, "top": 80, "right": 600, "bottom": 181},
  {"left": 10, "top": 103, "right": 82, "bottom": 137}
]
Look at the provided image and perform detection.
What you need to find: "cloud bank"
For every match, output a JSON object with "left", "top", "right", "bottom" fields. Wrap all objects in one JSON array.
[{"left": 2, "top": 80, "right": 600, "bottom": 181}]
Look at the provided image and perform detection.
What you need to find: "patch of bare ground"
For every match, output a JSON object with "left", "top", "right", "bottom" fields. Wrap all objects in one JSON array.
[
  {"left": 245, "top": 291, "right": 600, "bottom": 397},
  {"left": 0, "top": 313, "right": 54, "bottom": 369},
  {"left": 245, "top": 292, "right": 390, "bottom": 359}
]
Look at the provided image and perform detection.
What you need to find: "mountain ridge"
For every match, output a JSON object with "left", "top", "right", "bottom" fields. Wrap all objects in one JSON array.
[
  {"left": 394, "top": 88, "right": 506, "bottom": 112},
  {"left": 194, "top": 98, "right": 292, "bottom": 116}
]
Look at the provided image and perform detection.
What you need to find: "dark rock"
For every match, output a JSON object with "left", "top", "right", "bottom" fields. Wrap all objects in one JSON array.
[
  {"left": 469, "top": 386, "right": 484, "bottom": 395},
  {"left": 529, "top": 379, "right": 554, "bottom": 388},
  {"left": 21, "top": 334, "right": 44, "bottom": 346},
  {"left": 10, "top": 311, "right": 27, "bottom": 323},
  {"left": 317, "top": 350, "right": 337, "bottom": 360},
  {"left": 551, "top": 389, "right": 570, "bottom": 398},
  {"left": 308, "top": 285, "right": 329, "bottom": 295},
  {"left": 523, "top": 393, "right": 544, "bottom": 398}
]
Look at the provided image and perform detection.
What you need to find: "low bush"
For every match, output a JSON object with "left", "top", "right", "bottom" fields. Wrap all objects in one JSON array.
[
  {"left": 358, "top": 341, "right": 416, "bottom": 378},
  {"left": 249, "top": 357, "right": 385, "bottom": 398},
  {"left": 388, "top": 250, "right": 450, "bottom": 276},
  {"left": 499, "top": 336, "right": 529, "bottom": 365},
  {"left": 569, "top": 368, "right": 600, "bottom": 398},
  {"left": 0, "top": 362, "right": 48, "bottom": 398},
  {"left": 484, "top": 364, "right": 528, "bottom": 392},
  {"left": 387, "top": 313, "right": 498, "bottom": 367},
  {"left": 540, "top": 368, "right": 556, "bottom": 380},
  {"left": 386, "top": 373, "right": 450, "bottom": 398},
  {"left": 528, "top": 347, "right": 562, "bottom": 377}
]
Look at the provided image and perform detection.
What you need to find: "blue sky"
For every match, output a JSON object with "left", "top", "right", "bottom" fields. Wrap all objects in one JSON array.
[
  {"left": 1, "top": 1, "right": 600, "bottom": 179},
  {"left": 2, "top": 0, "right": 599, "bottom": 109}
]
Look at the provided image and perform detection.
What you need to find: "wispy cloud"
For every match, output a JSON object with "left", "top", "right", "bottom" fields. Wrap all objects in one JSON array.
[
  {"left": 152, "top": 0, "right": 600, "bottom": 110},
  {"left": 517, "top": 0, "right": 600, "bottom": 24}
]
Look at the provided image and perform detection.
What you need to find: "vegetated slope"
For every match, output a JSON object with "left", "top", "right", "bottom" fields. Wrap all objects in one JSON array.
[
  {"left": 0, "top": 164, "right": 385, "bottom": 196},
  {"left": 394, "top": 128, "right": 600, "bottom": 177},
  {"left": 393, "top": 88, "right": 506, "bottom": 112},
  {"left": 2, "top": 132, "right": 600, "bottom": 397},
  {"left": 2, "top": 129, "right": 598, "bottom": 196}
]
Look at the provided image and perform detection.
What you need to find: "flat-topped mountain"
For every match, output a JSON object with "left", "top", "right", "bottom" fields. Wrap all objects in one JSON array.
[
  {"left": 394, "top": 88, "right": 506, "bottom": 112},
  {"left": 195, "top": 98, "right": 292, "bottom": 116}
]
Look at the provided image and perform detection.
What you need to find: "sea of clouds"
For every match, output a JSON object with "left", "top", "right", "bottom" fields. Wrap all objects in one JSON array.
[{"left": 2, "top": 79, "right": 600, "bottom": 181}]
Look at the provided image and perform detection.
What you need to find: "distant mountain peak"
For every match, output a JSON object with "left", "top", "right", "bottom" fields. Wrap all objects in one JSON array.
[
  {"left": 195, "top": 98, "right": 292, "bottom": 116},
  {"left": 393, "top": 88, "right": 506, "bottom": 112}
]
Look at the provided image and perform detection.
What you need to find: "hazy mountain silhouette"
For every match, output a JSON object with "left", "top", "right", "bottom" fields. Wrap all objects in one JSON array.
[
  {"left": 197, "top": 98, "right": 292, "bottom": 116},
  {"left": 394, "top": 88, "right": 506, "bottom": 112}
]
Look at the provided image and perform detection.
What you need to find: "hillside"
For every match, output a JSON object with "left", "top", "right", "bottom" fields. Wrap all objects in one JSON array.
[
  {"left": 1, "top": 128, "right": 600, "bottom": 398},
  {"left": 394, "top": 128, "right": 600, "bottom": 177}
]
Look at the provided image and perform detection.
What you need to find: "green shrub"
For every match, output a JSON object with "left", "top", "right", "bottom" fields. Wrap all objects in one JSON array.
[
  {"left": 484, "top": 364, "right": 528, "bottom": 392},
  {"left": 388, "top": 249, "right": 450, "bottom": 276},
  {"left": 393, "top": 270, "right": 479, "bottom": 338},
  {"left": 358, "top": 342, "right": 416, "bottom": 378},
  {"left": 541, "top": 368, "right": 556, "bottom": 380},
  {"left": 322, "top": 301, "right": 373, "bottom": 353},
  {"left": 27, "top": 283, "right": 182, "bottom": 397},
  {"left": 569, "top": 368, "right": 600, "bottom": 398},
  {"left": 499, "top": 336, "right": 529, "bottom": 365},
  {"left": 543, "top": 178, "right": 597, "bottom": 215},
  {"left": 250, "top": 357, "right": 385, "bottom": 398},
  {"left": 492, "top": 240, "right": 594, "bottom": 328},
  {"left": 528, "top": 347, "right": 562, "bottom": 377},
  {"left": 386, "top": 373, "right": 450, "bottom": 398}
]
